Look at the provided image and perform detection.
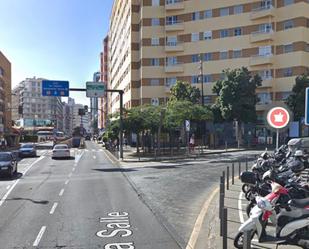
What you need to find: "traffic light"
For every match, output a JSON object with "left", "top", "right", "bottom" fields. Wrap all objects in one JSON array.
[
  {"left": 18, "top": 105, "right": 23, "bottom": 115},
  {"left": 78, "top": 108, "right": 85, "bottom": 116},
  {"left": 84, "top": 105, "right": 88, "bottom": 112}
]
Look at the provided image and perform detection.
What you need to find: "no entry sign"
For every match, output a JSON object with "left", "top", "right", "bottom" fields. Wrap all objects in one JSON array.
[{"left": 267, "top": 107, "right": 290, "bottom": 129}]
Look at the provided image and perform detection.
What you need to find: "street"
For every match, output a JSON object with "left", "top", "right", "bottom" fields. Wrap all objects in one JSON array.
[{"left": 0, "top": 142, "right": 182, "bottom": 249}]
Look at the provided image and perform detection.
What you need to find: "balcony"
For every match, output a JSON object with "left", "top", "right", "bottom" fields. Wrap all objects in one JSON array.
[
  {"left": 256, "top": 103, "right": 272, "bottom": 111},
  {"left": 259, "top": 78, "right": 274, "bottom": 88},
  {"left": 250, "top": 5, "right": 275, "bottom": 20},
  {"left": 165, "top": 0, "right": 184, "bottom": 11},
  {"left": 250, "top": 30, "right": 274, "bottom": 43},
  {"left": 165, "top": 63, "right": 184, "bottom": 73},
  {"left": 165, "top": 20, "right": 184, "bottom": 32},
  {"left": 250, "top": 54, "right": 274, "bottom": 67},
  {"left": 165, "top": 41, "right": 184, "bottom": 52}
]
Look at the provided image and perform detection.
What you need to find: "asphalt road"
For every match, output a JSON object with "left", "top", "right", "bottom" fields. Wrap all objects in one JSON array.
[{"left": 0, "top": 143, "right": 181, "bottom": 249}]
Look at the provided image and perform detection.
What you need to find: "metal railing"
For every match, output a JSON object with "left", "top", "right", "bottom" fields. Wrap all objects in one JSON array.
[
  {"left": 165, "top": 20, "right": 183, "bottom": 26},
  {"left": 251, "top": 29, "right": 274, "bottom": 36},
  {"left": 166, "top": 41, "right": 183, "bottom": 46},
  {"left": 166, "top": 0, "right": 183, "bottom": 5},
  {"left": 252, "top": 4, "right": 273, "bottom": 12}
]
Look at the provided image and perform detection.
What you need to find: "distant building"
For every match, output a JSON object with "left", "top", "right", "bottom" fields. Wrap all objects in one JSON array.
[
  {"left": 90, "top": 72, "right": 100, "bottom": 133},
  {"left": 0, "top": 51, "right": 12, "bottom": 136},
  {"left": 12, "top": 77, "right": 64, "bottom": 132},
  {"left": 73, "top": 103, "right": 90, "bottom": 134}
]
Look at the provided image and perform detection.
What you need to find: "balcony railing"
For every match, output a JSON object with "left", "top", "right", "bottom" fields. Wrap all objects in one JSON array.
[
  {"left": 251, "top": 5, "right": 275, "bottom": 20},
  {"left": 165, "top": 20, "right": 183, "bottom": 26},
  {"left": 166, "top": 0, "right": 183, "bottom": 4},
  {"left": 250, "top": 30, "right": 274, "bottom": 43},
  {"left": 165, "top": 41, "right": 184, "bottom": 52},
  {"left": 165, "top": 20, "right": 184, "bottom": 31},
  {"left": 165, "top": 63, "right": 184, "bottom": 73},
  {"left": 165, "top": 0, "right": 184, "bottom": 10},
  {"left": 252, "top": 5, "right": 273, "bottom": 13},
  {"left": 250, "top": 54, "right": 274, "bottom": 66}
]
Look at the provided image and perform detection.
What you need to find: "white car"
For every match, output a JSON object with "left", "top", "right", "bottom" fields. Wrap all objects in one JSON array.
[{"left": 52, "top": 144, "right": 70, "bottom": 159}]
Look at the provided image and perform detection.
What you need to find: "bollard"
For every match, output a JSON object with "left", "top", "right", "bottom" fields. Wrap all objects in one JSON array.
[
  {"left": 246, "top": 157, "right": 248, "bottom": 171},
  {"left": 226, "top": 166, "right": 230, "bottom": 190},
  {"left": 243, "top": 230, "right": 251, "bottom": 249},
  {"left": 238, "top": 161, "right": 241, "bottom": 179},
  {"left": 222, "top": 208, "right": 228, "bottom": 249},
  {"left": 232, "top": 163, "right": 235, "bottom": 185},
  {"left": 219, "top": 192, "right": 224, "bottom": 236}
]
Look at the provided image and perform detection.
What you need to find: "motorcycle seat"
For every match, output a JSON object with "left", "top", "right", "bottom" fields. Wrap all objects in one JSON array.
[{"left": 290, "top": 197, "right": 309, "bottom": 208}]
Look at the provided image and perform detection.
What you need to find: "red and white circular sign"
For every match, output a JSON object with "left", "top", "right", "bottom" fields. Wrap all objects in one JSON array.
[{"left": 267, "top": 107, "right": 290, "bottom": 129}]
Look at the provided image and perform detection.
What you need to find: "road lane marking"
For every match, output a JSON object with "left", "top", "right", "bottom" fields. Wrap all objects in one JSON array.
[
  {"left": 238, "top": 192, "right": 245, "bottom": 224},
  {"left": 74, "top": 151, "right": 85, "bottom": 164},
  {"left": 85, "top": 149, "right": 89, "bottom": 152},
  {"left": 99, "top": 149, "right": 103, "bottom": 152},
  {"left": 49, "top": 202, "right": 58, "bottom": 214},
  {"left": 6, "top": 185, "right": 10, "bottom": 190},
  {"left": 68, "top": 173, "right": 72, "bottom": 178},
  {"left": 33, "top": 226, "right": 46, "bottom": 247},
  {"left": 0, "top": 156, "right": 45, "bottom": 207},
  {"left": 93, "top": 155, "right": 96, "bottom": 159},
  {"left": 72, "top": 167, "right": 76, "bottom": 172},
  {"left": 65, "top": 179, "right": 70, "bottom": 185},
  {"left": 92, "top": 149, "right": 96, "bottom": 152},
  {"left": 59, "top": 189, "right": 64, "bottom": 196},
  {"left": 185, "top": 187, "right": 219, "bottom": 249}
]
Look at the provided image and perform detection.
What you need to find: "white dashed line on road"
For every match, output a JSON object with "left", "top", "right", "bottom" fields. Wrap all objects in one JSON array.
[
  {"left": 65, "top": 179, "right": 70, "bottom": 185},
  {"left": 6, "top": 185, "right": 10, "bottom": 190},
  {"left": 72, "top": 167, "right": 76, "bottom": 172},
  {"left": 33, "top": 226, "right": 46, "bottom": 247},
  {"left": 59, "top": 189, "right": 65, "bottom": 196},
  {"left": 92, "top": 149, "right": 96, "bottom": 152},
  {"left": 93, "top": 156, "right": 96, "bottom": 159},
  {"left": 49, "top": 202, "right": 58, "bottom": 214},
  {"left": 68, "top": 173, "right": 72, "bottom": 178}
]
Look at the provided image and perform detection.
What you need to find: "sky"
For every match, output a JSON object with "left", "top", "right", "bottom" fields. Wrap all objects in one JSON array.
[{"left": 0, "top": 0, "right": 114, "bottom": 105}]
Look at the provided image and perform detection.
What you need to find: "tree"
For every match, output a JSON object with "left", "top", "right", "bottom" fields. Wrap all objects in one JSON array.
[
  {"left": 285, "top": 73, "right": 309, "bottom": 121},
  {"left": 212, "top": 67, "right": 262, "bottom": 145},
  {"left": 170, "top": 81, "right": 201, "bottom": 104}
]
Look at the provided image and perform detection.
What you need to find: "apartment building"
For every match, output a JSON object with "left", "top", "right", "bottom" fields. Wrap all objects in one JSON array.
[
  {"left": 0, "top": 51, "right": 12, "bottom": 135},
  {"left": 107, "top": 0, "right": 309, "bottom": 125},
  {"left": 63, "top": 97, "right": 75, "bottom": 136},
  {"left": 13, "top": 77, "right": 64, "bottom": 132},
  {"left": 72, "top": 104, "right": 90, "bottom": 133}
]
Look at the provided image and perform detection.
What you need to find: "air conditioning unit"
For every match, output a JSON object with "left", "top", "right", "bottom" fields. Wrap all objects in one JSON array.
[{"left": 151, "top": 98, "right": 159, "bottom": 106}]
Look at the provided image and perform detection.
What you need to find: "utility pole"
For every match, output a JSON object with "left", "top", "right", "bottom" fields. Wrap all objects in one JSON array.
[{"left": 199, "top": 53, "right": 204, "bottom": 106}]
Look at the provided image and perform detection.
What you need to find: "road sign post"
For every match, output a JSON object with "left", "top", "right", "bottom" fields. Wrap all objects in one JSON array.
[
  {"left": 305, "top": 88, "right": 309, "bottom": 125},
  {"left": 267, "top": 107, "right": 290, "bottom": 150},
  {"left": 42, "top": 80, "right": 69, "bottom": 97}
]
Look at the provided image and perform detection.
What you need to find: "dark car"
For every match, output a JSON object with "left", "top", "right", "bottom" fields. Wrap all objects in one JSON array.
[
  {"left": 19, "top": 143, "right": 37, "bottom": 158},
  {"left": 0, "top": 152, "right": 18, "bottom": 178}
]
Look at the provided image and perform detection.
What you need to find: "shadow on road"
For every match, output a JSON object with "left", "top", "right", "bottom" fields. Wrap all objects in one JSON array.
[
  {"left": 6, "top": 197, "right": 49, "bottom": 205},
  {"left": 52, "top": 156, "right": 75, "bottom": 160},
  {"left": 0, "top": 172, "right": 23, "bottom": 181},
  {"left": 92, "top": 168, "right": 137, "bottom": 173}
]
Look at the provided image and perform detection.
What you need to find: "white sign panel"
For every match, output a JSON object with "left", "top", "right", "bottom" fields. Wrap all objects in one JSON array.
[{"left": 86, "top": 82, "right": 105, "bottom": 98}]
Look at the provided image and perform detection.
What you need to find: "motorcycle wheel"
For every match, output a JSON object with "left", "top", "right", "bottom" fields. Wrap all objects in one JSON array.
[
  {"left": 246, "top": 202, "right": 255, "bottom": 217},
  {"left": 245, "top": 190, "right": 252, "bottom": 201},
  {"left": 242, "top": 184, "right": 250, "bottom": 194},
  {"left": 234, "top": 231, "right": 255, "bottom": 249}
]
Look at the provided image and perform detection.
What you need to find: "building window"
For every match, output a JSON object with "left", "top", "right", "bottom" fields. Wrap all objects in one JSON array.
[
  {"left": 192, "top": 54, "right": 200, "bottom": 63},
  {"left": 283, "top": 0, "right": 294, "bottom": 6},
  {"left": 259, "top": 45, "right": 272, "bottom": 56},
  {"left": 259, "top": 23, "right": 273, "bottom": 33},
  {"left": 234, "top": 27, "right": 242, "bottom": 36},
  {"left": 191, "top": 32, "right": 200, "bottom": 42},
  {"left": 166, "top": 77, "right": 177, "bottom": 87},
  {"left": 150, "top": 79, "right": 160, "bottom": 86},
  {"left": 166, "top": 56, "right": 177, "bottom": 66},
  {"left": 204, "top": 9, "right": 212, "bottom": 18},
  {"left": 166, "top": 36, "right": 177, "bottom": 46},
  {"left": 258, "top": 69, "right": 272, "bottom": 80},
  {"left": 306, "top": 43, "right": 309, "bottom": 52},
  {"left": 192, "top": 12, "right": 200, "bottom": 21},
  {"left": 192, "top": 75, "right": 199, "bottom": 84},
  {"left": 166, "top": 16, "right": 178, "bottom": 25},
  {"left": 0, "top": 67, "right": 3, "bottom": 76},
  {"left": 220, "top": 8, "right": 229, "bottom": 16},
  {"left": 220, "top": 51, "right": 228, "bottom": 60},
  {"left": 151, "top": 18, "right": 160, "bottom": 26},
  {"left": 204, "top": 52, "right": 212, "bottom": 61},
  {"left": 257, "top": 92, "right": 272, "bottom": 104},
  {"left": 220, "top": 29, "right": 229, "bottom": 38},
  {"left": 203, "top": 31, "right": 212, "bottom": 40},
  {"left": 281, "top": 92, "right": 291, "bottom": 101},
  {"left": 152, "top": 0, "right": 160, "bottom": 6},
  {"left": 283, "top": 20, "right": 294, "bottom": 30},
  {"left": 203, "top": 75, "right": 212, "bottom": 83},
  {"left": 203, "top": 96, "right": 212, "bottom": 104},
  {"left": 151, "top": 38, "right": 160, "bottom": 46},
  {"left": 283, "top": 44, "right": 293, "bottom": 53},
  {"left": 283, "top": 68, "right": 293, "bottom": 77},
  {"left": 233, "top": 49, "right": 242, "bottom": 58},
  {"left": 234, "top": 5, "right": 243, "bottom": 14},
  {"left": 151, "top": 58, "right": 160, "bottom": 66}
]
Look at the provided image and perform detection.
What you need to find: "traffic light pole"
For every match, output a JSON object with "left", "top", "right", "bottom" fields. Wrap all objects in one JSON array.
[{"left": 70, "top": 88, "right": 124, "bottom": 160}]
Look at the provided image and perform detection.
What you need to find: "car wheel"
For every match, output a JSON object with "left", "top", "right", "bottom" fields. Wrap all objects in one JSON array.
[{"left": 14, "top": 166, "right": 18, "bottom": 174}]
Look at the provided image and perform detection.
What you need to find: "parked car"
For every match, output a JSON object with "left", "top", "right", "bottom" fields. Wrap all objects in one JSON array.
[
  {"left": 0, "top": 152, "right": 18, "bottom": 178},
  {"left": 19, "top": 143, "right": 37, "bottom": 158},
  {"left": 52, "top": 144, "right": 70, "bottom": 159}
]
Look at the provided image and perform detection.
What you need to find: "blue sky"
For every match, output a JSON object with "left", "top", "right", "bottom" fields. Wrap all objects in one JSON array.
[{"left": 0, "top": 0, "right": 113, "bottom": 105}]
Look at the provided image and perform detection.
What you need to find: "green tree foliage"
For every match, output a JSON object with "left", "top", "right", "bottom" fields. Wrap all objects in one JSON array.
[
  {"left": 285, "top": 73, "right": 309, "bottom": 121},
  {"left": 170, "top": 81, "right": 201, "bottom": 104},
  {"left": 212, "top": 67, "right": 262, "bottom": 123}
]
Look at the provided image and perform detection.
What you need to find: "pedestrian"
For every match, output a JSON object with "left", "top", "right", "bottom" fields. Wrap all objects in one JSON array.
[
  {"left": 124, "top": 137, "right": 128, "bottom": 148},
  {"left": 189, "top": 134, "right": 195, "bottom": 153},
  {"left": 0, "top": 137, "right": 7, "bottom": 150}
]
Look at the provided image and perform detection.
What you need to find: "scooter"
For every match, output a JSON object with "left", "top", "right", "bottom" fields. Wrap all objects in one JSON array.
[{"left": 234, "top": 182, "right": 309, "bottom": 249}]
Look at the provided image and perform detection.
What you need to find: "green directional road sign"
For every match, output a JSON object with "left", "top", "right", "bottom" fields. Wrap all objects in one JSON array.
[{"left": 86, "top": 82, "right": 105, "bottom": 97}]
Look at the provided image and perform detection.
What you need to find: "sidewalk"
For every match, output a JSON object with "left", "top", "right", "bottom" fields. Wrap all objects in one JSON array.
[{"left": 120, "top": 145, "right": 248, "bottom": 163}]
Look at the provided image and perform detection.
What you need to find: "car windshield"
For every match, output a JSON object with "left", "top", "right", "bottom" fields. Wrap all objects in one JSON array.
[
  {"left": 0, "top": 154, "right": 11, "bottom": 161},
  {"left": 55, "top": 145, "right": 68, "bottom": 149},
  {"left": 21, "top": 144, "right": 34, "bottom": 148}
]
